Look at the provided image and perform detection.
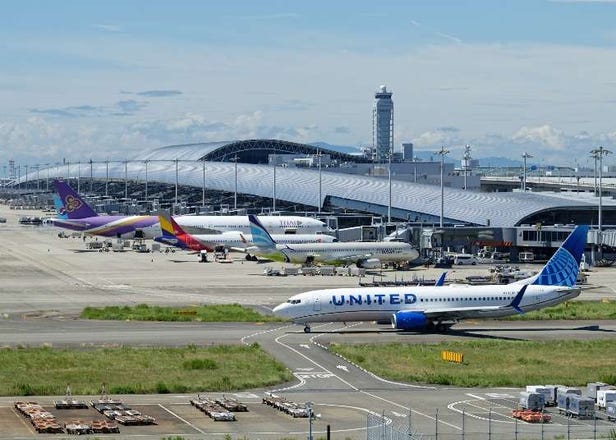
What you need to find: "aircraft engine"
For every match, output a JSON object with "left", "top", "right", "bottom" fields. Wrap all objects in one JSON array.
[
  {"left": 392, "top": 311, "right": 428, "bottom": 331},
  {"left": 357, "top": 258, "right": 380, "bottom": 269}
]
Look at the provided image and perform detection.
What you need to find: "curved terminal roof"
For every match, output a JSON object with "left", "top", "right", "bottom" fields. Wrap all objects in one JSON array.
[
  {"left": 137, "top": 139, "right": 370, "bottom": 164},
  {"left": 27, "top": 158, "right": 614, "bottom": 227}
]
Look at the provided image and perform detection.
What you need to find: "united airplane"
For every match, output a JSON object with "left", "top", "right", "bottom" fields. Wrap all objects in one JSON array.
[
  {"left": 249, "top": 214, "right": 419, "bottom": 268},
  {"left": 156, "top": 210, "right": 337, "bottom": 253},
  {"left": 51, "top": 180, "right": 329, "bottom": 239},
  {"left": 273, "top": 225, "right": 588, "bottom": 333}
]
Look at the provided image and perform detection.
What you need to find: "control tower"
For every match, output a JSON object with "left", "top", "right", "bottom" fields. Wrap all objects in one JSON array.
[{"left": 373, "top": 85, "right": 394, "bottom": 162}]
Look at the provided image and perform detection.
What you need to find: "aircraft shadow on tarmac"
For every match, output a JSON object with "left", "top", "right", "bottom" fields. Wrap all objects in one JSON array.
[{"left": 291, "top": 324, "right": 614, "bottom": 341}]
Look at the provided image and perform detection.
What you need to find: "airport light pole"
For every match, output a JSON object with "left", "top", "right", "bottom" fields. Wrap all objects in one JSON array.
[
  {"left": 317, "top": 149, "right": 322, "bottom": 214},
  {"left": 590, "top": 146, "right": 611, "bottom": 257},
  {"left": 202, "top": 160, "right": 206, "bottom": 208},
  {"left": 388, "top": 147, "right": 392, "bottom": 223},
  {"left": 463, "top": 144, "right": 472, "bottom": 190},
  {"left": 231, "top": 155, "right": 239, "bottom": 211},
  {"left": 46, "top": 164, "right": 50, "bottom": 191},
  {"left": 522, "top": 152, "right": 533, "bottom": 192},
  {"left": 77, "top": 161, "right": 81, "bottom": 193},
  {"left": 306, "top": 402, "right": 313, "bottom": 440},
  {"left": 272, "top": 152, "right": 276, "bottom": 213},
  {"left": 436, "top": 146, "right": 449, "bottom": 228},
  {"left": 144, "top": 160, "right": 149, "bottom": 203},
  {"left": 105, "top": 160, "right": 109, "bottom": 197},
  {"left": 174, "top": 159, "right": 179, "bottom": 214},
  {"left": 124, "top": 160, "right": 128, "bottom": 199},
  {"left": 35, "top": 165, "right": 40, "bottom": 190},
  {"left": 89, "top": 160, "right": 93, "bottom": 192}
]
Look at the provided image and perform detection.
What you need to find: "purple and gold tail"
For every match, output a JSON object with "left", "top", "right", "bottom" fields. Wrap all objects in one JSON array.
[{"left": 53, "top": 180, "right": 98, "bottom": 219}]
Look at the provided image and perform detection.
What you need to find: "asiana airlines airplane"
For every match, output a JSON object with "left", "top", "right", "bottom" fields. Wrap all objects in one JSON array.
[{"left": 273, "top": 225, "right": 589, "bottom": 333}]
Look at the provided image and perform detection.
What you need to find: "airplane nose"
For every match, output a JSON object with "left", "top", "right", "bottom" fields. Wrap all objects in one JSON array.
[{"left": 272, "top": 303, "right": 285, "bottom": 315}]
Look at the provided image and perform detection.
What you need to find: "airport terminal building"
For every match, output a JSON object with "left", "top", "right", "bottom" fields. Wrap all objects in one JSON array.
[{"left": 10, "top": 139, "right": 616, "bottom": 260}]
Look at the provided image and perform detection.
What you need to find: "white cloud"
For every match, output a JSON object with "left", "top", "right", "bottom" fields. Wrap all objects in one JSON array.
[{"left": 512, "top": 125, "right": 566, "bottom": 150}]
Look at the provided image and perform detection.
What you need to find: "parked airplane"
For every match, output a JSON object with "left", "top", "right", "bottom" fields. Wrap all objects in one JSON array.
[
  {"left": 51, "top": 180, "right": 329, "bottom": 239},
  {"left": 51, "top": 180, "right": 161, "bottom": 239},
  {"left": 273, "top": 225, "right": 588, "bottom": 333},
  {"left": 248, "top": 214, "right": 419, "bottom": 268},
  {"left": 156, "top": 210, "right": 337, "bottom": 253}
]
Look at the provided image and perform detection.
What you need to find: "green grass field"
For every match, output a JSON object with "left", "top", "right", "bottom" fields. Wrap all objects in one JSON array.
[
  {"left": 80, "top": 303, "right": 285, "bottom": 322},
  {"left": 0, "top": 344, "right": 292, "bottom": 396},
  {"left": 330, "top": 339, "right": 616, "bottom": 387}
]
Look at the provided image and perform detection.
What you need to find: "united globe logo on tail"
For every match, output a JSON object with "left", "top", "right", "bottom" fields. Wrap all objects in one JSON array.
[{"left": 531, "top": 225, "right": 588, "bottom": 287}]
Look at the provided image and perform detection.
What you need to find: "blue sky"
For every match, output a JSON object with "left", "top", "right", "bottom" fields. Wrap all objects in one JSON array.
[{"left": 2, "top": 0, "right": 616, "bottom": 168}]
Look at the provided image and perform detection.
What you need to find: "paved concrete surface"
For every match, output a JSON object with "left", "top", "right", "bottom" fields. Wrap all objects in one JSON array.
[{"left": 0, "top": 204, "right": 615, "bottom": 439}]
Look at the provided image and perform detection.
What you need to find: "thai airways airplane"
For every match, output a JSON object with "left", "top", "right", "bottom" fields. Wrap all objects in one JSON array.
[
  {"left": 273, "top": 225, "right": 589, "bottom": 333},
  {"left": 248, "top": 214, "right": 419, "bottom": 268},
  {"left": 51, "top": 180, "right": 329, "bottom": 239},
  {"left": 156, "top": 210, "right": 337, "bottom": 253},
  {"left": 51, "top": 180, "right": 161, "bottom": 239}
]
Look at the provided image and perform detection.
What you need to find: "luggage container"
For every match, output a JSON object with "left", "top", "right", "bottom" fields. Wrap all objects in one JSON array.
[
  {"left": 568, "top": 396, "right": 595, "bottom": 419},
  {"left": 282, "top": 266, "right": 299, "bottom": 276},
  {"left": 606, "top": 402, "right": 616, "bottom": 421},
  {"left": 558, "top": 393, "right": 581, "bottom": 414},
  {"left": 597, "top": 389, "right": 616, "bottom": 409},
  {"left": 557, "top": 386, "right": 581, "bottom": 402},
  {"left": 519, "top": 392, "right": 545, "bottom": 411},
  {"left": 544, "top": 385, "right": 559, "bottom": 406},
  {"left": 526, "top": 386, "right": 555, "bottom": 407},
  {"left": 318, "top": 266, "right": 335, "bottom": 276},
  {"left": 587, "top": 382, "right": 608, "bottom": 401}
]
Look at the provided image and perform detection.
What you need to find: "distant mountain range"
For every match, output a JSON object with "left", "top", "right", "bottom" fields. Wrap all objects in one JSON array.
[{"left": 310, "top": 142, "right": 526, "bottom": 167}]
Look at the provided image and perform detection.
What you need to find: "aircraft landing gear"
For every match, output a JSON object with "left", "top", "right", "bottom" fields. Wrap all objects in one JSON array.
[{"left": 303, "top": 325, "right": 311, "bottom": 333}]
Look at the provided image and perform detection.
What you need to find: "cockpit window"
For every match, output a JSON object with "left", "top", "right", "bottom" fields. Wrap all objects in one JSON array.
[{"left": 287, "top": 299, "right": 302, "bottom": 304}]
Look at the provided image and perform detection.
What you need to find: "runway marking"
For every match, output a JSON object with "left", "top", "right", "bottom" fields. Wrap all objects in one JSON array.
[
  {"left": 448, "top": 399, "right": 520, "bottom": 424},
  {"left": 466, "top": 393, "right": 486, "bottom": 400},
  {"left": 158, "top": 403, "right": 205, "bottom": 434},
  {"left": 274, "top": 326, "right": 462, "bottom": 431},
  {"left": 310, "top": 322, "right": 437, "bottom": 391},
  {"left": 239, "top": 323, "right": 295, "bottom": 346},
  {"left": 337, "top": 365, "right": 349, "bottom": 372}
]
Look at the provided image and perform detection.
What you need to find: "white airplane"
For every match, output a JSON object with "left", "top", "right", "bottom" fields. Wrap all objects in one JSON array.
[
  {"left": 175, "top": 214, "right": 328, "bottom": 235},
  {"left": 273, "top": 225, "right": 589, "bottom": 333},
  {"left": 53, "top": 180, "right": 329, "bottom": 239},
  {"left": 249, "top": 214, "right": 419, "bottom": 268},
  {"left": 156, "top": 210, "right": 336, "bottom": 254}
]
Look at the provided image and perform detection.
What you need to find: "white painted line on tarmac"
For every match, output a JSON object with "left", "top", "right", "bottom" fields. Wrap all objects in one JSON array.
[
  {"left": 466, "top": 393, "right": 486, "bottom": 400},
  {"left": 275, "top": 327, "right": 462, "bottom": 431},
  {"left": 158, "top": 403, "right": 205, "bottom": 434}
]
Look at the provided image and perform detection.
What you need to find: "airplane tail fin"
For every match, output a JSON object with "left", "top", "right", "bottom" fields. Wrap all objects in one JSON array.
[
  {"left": 52, "top": 194, "right": 68, "bottom": 219},
  {"left": 156, "top": 210, "right": 211, "bottom": 252},
  {"left": 158, "top": 209, "right": 184, "bottom": 240},
  {"left": 435, "top": 271, "right": 447, "bottom": 286},
  {"left": 53, "top": 180, "right": 98, "bottom": 219},
  {"left": 529, "top": 225, "right": 588, "bottom": 287},
  {"left": 248, "top": 214, "right": 277, "bottom": 248}
]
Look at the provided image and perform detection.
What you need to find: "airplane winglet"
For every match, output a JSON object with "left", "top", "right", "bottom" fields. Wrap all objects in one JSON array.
[
  {"left": 435, "top": 271, "right": 447, "bottom": 287},
  {"left": 509, "top": 284, "right": 528, "bottom": 314}
]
